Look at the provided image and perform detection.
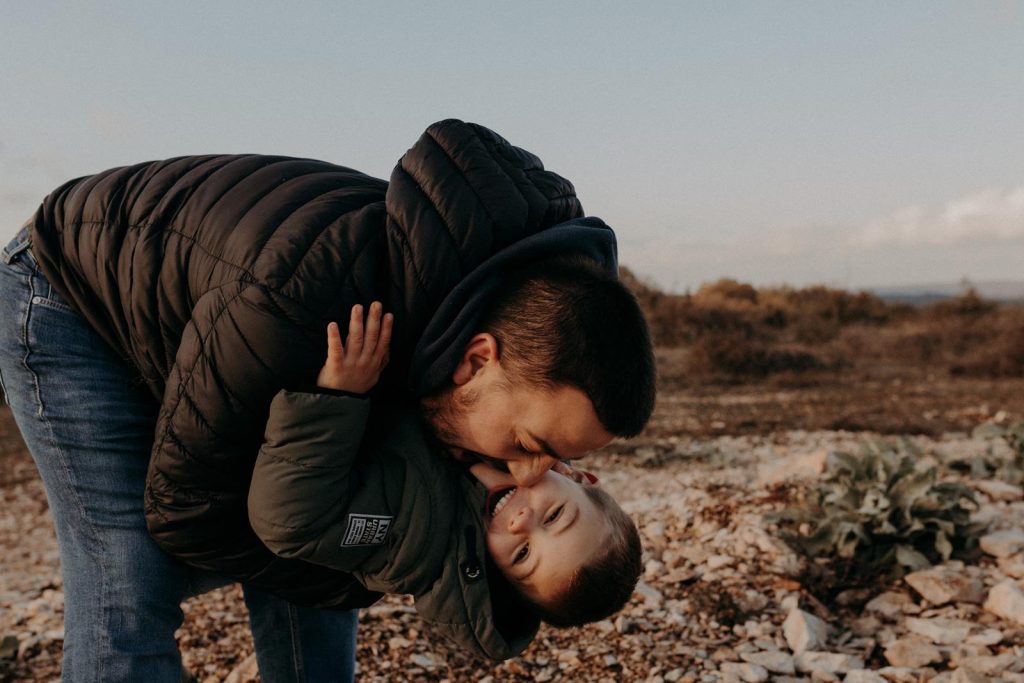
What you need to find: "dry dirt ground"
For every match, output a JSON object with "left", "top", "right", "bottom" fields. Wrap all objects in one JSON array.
[{"left": 4, "top": 369, "right": 1024, "bottom": 682}]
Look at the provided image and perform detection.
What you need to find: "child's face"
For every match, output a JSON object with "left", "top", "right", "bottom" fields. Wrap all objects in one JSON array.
[{"left": 470, "top": 463, "right": 613, "bottom": 606}]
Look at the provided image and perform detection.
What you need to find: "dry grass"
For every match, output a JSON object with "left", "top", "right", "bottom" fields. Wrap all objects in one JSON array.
[{"left": 622, "top": 268, "right": 1024, "bottom": 383}]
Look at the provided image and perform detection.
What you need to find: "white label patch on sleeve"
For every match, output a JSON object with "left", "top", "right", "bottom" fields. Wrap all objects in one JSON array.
[{"left": 341, "top": 514, "right": 393, "bottom": 547}]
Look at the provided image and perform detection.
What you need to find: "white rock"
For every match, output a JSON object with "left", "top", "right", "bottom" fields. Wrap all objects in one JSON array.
[
  {"left": 956, "top": 651, "right": 1023, "bottom": 675},
  {"left": 964, "top": 627, "right": 1003, "bottom": 646},
  {"left": 997, "top": 553, "right": 1024, "bottom": 579},
  {"left": 844, "top": 672, "right": 888, "bottom": 683},
  {"left": 792, "top": 651, "right": 863, "bottom": 674},
  {"left": 733, "top": 525, "right": 802, "bottom": 575},
  {"left": 980, "top": 528, "right": 1024, "bottom": 558},
  {"left": 947, "top": 643, "right": 993, "bottom": 668},
  {"left": 644, "top": 559, "right": 665, "bottom": 578},
  {"left": 983, "top": 579, "right": 1024, "bottom": 626},
  {"left": 738, "top": 650, "right": 794, "bottom": 674},
  {"left": 782, "top": 609, "right": 829, "bottom": 653},
  {"left": 950, "top": 669, "right": 990, "bottom": 683},
  {"left": 409, "top": 653, "right": 442, "bottom": 668},
  {"left": 810, "top": 672, "right": 840, "bottom": 683},
  {"left": 882, "top": 636, "right": 942, "bottom": 668},
  {"left": 972, "top": 479, "right": 1024, "bottom": 501},
  {"left": 644, "top": 521, "right": 667, "bottom": 541},
  {"left": 224, "top": 655, "right": 259, "bottom": 683},
  {"left": 904, "top": 564, "right": 985, "bottom": 605},
  {"left": 706, "top": 554, "right": 735, "bottom": 570},
  {"left": 719, "top": 662, "right": 768, "bottom": 682},
  {"left": 865, "top": 591, "right": 915, "bottom": 619},
  {"left": 756, "top": 449, "right": 827, "bottom": 485},
  {"left": 875, "top": 667, "right": 923, "bottom": 683},
  {"left": 903, "top": 616, "right": 973, "bottom": 645},
  {"left": 635, "top": 580, "right": 664, "bottom": 607}
]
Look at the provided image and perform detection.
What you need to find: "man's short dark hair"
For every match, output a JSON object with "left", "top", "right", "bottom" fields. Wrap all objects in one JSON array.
[
  {"left": 482, "top": 255, "right": 656, "bottom": 437},
  {"left": 533, "top": 485, "right": 642, "bottom": 627}
]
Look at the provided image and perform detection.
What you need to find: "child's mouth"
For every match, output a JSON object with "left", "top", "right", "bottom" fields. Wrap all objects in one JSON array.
[{"left": 485, "top": 486, "right": 517, "bottom": 518}]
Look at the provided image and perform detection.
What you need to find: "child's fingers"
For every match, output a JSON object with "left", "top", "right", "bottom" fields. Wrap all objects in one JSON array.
[
  {"left": 362, "top": 302, "right": 382, "bottom": 359},
  {"left": 374, "top": 313, "right": 394, "bottom": 366},
  {"left": 326, "top": 322, "right": 344, "bottom": 360},
  {"left": 346, "top": 304, "right": 364, "bottom": 357}
]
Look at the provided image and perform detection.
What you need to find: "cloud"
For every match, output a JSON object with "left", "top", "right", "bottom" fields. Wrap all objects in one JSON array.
[{"left": 852, "top": 185, "right": 1024, "bottom": 248}]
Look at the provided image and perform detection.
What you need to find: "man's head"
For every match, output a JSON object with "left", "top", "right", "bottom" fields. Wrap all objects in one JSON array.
[
  {"left": 470, "top": 463, "right": 641, "bottom": 627},
  {"left": 420, "top": 256, "right": 656, "bottom": 486}
]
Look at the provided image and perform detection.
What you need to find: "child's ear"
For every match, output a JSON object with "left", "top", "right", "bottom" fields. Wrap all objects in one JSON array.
[{"left": 451, "top": 333, "right": 499, "bottom": 386}]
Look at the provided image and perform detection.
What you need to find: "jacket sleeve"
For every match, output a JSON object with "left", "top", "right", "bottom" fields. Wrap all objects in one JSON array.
[
  {"left": 248, "top": 390, "right": 372, "bottom": 564},
  {"left": 143, "top": 281, "right": 380, "bottom": 607}
]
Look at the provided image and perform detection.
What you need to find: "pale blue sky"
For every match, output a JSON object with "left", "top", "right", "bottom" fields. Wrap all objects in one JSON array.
[{"left": 3, "top": 2, "right": 1023, "bottom": 290}]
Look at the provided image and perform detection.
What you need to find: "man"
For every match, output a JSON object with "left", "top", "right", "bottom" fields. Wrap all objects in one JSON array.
[{"left": 0, "top": 119, "right": 655, "bottom": 681}]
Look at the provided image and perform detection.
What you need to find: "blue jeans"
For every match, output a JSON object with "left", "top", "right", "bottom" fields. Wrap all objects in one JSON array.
[{"left": 0, "top": 226, "right": 357, "bottom": 682}]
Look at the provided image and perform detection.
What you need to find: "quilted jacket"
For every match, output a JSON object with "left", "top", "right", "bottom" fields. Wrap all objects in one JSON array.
[
  {"left": 27, "top": 119, "right": 609, "bottom": 607},
  {"left": 249, "top": 390, "right": 539, "bottom": 660}
]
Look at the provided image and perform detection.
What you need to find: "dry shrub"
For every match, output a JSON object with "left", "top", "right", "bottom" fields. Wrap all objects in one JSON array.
[
  {"left": 927, "top": 286, "right": 997, "bottom": 318},
  {"left": 618, "top": 270, "right": 1023, "bottom": 379},
  {"left": 686, "top": 334, "right": 823, "bottom": 377},
  {"left": 950, "top": 313, "right": 1024, "bottom": 378}
]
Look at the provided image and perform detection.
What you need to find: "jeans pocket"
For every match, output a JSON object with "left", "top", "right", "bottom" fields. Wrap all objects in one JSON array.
[{"left": 31, "top": 294, "right": 80, "bottom": 316}]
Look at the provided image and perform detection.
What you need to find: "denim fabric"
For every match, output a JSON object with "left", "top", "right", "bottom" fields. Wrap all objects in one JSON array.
[{"left": 0, "top": 226, "right": 357, "bottom": 682}]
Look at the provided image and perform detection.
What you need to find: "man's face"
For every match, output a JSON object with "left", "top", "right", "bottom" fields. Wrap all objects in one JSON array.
[
  {"left": 470, "top": 463, "right": 612, "bottom": 606},
  {"left": 420, "top": 335, "right": 614, "bottom": 487}
]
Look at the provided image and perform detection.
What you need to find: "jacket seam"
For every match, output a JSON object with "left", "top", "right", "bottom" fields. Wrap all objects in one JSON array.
[
  {"left": 153, "top": 282, "right": 254, "bottom": 462},
  {"left": 249, "top": 169, "right": 349, "bottom": 268}
]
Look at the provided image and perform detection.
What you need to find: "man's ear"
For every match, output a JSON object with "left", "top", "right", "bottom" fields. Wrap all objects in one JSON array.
[{"left": 451, "top": 333, "right": 499, "bottom": 386}]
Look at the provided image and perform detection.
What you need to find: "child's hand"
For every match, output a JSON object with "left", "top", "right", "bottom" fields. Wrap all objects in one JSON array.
[{"left": 316, "top": 302, "right": 393, "bottom": 394}]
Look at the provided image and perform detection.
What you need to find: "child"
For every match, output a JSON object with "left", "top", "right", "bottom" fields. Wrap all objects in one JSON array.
[{"left": 248, "top": 303, "right": 642, "bottom": 660}]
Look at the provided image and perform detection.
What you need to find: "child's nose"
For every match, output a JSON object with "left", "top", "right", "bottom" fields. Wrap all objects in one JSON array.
[{"left": 508, "top": 507, "right": 533, "bottom": 533}]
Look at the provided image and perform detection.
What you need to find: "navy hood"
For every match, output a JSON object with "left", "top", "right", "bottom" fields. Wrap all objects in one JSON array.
[{"left": 409, "top": 216, "right": 618, "bottom": 397}]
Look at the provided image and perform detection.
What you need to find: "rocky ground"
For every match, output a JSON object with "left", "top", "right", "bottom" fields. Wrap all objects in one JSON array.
[{"left": 4, "top": 378, "right": 1024, "bottom": 682}]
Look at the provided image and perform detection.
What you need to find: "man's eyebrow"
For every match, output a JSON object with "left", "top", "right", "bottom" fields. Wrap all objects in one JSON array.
[{"left": 528, "top": 432, "right": 563, "bottom": 460}]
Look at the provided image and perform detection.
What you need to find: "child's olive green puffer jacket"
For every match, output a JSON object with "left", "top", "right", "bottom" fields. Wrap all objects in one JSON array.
[{"left": 248, "top": 390, "right": 539, "bottom": 660}]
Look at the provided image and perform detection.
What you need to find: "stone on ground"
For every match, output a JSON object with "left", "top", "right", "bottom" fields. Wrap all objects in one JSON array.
[
  {"left": 980, "top": 528, "right": 1024, "bottom": 558},
  {"left": 882, "top": 636, "right": 943, "bottom": 668},
  {"left": 738, "top": 649, "right": 794, "bottom": 674},
  {"left": 903, "top": 564, "right": 986, "bottom": 605},
  {"left": 782, "top": 609, "right": 829, "bottom": 653},
  {"left": 791, "top": 651, "right": 863, "bottom": 674},
  {"left": 983, "top": 579, "right": 1024, "bottom": 626},
  {"left": 903, "top": 616, "right": 973, "bottom": 645}
]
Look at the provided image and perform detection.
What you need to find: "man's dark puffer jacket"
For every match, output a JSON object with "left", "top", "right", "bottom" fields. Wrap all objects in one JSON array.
[{"left": 28, "top": 119, "right": 585, "bottom": 608}]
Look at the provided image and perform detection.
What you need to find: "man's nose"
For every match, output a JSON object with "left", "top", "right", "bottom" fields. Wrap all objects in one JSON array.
[{"left": 507, "top": 455, "right": 558, "bottom": 488}]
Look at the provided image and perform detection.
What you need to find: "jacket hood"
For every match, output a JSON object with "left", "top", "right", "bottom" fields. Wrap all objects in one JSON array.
[
  {"left": 413, "top": 473, "right": 540, "bottom": 660},
  {"left": 409, "top": 216, "right": 618, "bottom": 397}
]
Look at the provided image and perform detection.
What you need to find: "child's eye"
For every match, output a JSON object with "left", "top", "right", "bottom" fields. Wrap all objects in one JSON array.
[
  {"left": 545, "top": 505, "right": 564, "bottom": 525},
  {"left": 514, "top": 544, "right": 530, "bottom": 564}
]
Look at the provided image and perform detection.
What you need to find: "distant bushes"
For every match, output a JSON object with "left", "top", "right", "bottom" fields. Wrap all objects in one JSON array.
[{"left": 620, "top": 268, "right": 1024, "bottom": 380}]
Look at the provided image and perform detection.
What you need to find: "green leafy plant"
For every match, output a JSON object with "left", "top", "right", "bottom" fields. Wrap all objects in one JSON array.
[
  {"left": 767, "top": 439, "right": 983, "bottom": 584},
  {"left": 943, "top": 422, "right": 1024, "bottom": 486}
]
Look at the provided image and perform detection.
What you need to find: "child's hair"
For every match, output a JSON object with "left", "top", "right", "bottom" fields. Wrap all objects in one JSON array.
[{"left": 532, "top": 485, "right": 642, "bottom": 628}]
